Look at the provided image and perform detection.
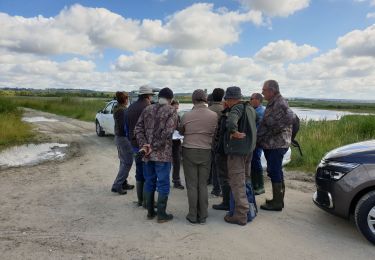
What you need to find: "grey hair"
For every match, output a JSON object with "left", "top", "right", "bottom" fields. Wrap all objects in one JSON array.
[{"left": 264, "top": 80, "right": 280, "bottom": 94}]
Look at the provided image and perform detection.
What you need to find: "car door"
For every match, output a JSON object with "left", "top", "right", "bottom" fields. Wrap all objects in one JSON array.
[{"left": 102, "top": 102, "right": 115, "bottom": 134}]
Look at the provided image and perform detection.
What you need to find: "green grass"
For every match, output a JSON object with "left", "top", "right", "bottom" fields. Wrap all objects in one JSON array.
[
  {"left": 288, "top": 100, "right": 375, "bottom": 113},
  {"left": 0, "top": 98, "right": 35, "bottom": 151},
  {"left": 287, "top": 115, "right": 375, "bottom": 173},
  {"left": 2, "top": 96, "right": 108, "bottom": 122}
]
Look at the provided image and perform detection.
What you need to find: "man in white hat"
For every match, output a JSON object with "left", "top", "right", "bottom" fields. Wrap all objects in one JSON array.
[{"left": 124, "top": 85, "right": 155, "bottom": 207}]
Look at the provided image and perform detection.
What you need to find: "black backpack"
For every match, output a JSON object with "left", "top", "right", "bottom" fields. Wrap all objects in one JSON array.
[{"left": 291, "top": 114, "right": 303, "bottom": 156}]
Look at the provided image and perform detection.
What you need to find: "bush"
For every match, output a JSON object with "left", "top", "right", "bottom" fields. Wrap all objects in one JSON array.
[{"left": 0, "top": 98, "right": 35, "bottom": 150}]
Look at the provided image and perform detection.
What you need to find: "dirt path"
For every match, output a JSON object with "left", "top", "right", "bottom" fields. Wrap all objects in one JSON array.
[{"left": 0, "top": 109, "right": 373, "bottom": 259}]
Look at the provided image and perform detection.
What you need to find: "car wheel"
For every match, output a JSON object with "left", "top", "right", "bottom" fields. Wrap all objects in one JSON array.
[
  {"left": 355, "top": 190, "right": 375, "bottom": 245},
  {"left": 96, "top": 120, "right": 105, "bottom": 137}
]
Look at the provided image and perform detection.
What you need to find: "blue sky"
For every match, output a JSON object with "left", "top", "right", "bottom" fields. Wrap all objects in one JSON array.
[{"left": 0, "top": 0, "right": 375, "bottom": 99}]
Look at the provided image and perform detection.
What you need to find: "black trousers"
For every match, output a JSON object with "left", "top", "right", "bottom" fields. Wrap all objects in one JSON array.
[
  {"left": 216, "top": 153, "right": 228, "bottom": 187},
  {"left": 172, "top": 140, "right": 182, "bottom": 183},
  {"left": 211, "top": 151, "right": 221, "bottom": 192}
]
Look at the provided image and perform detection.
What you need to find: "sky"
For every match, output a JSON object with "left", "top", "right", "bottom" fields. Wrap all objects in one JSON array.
[{"left": 0, "top": 0, "right": 375, "bottom": 99}]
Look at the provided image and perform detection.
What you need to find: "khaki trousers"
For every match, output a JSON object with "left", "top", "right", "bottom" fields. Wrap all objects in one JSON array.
[
  {"left": 227, "top": 155, "right": 250, "bottom": 222},
  {"left": 182, "top": 148, "right": 211, "bottom": 222}
]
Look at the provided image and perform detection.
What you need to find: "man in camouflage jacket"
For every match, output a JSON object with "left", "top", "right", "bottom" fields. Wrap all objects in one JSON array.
[
  {"left": 257, "top": 80, "right": 294, "bottom": 211},
  {"left": 135, "top": 87, "right": 178, "bottom": 223}
]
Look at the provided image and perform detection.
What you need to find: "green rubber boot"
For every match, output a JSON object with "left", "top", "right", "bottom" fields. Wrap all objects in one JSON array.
[
  {"left": 157, "top": 194, "right": 173, "bottom": 223},
  {"left": 145, "top": 192, "right": 156, "bottom": 219},
  {"left": 251, "top": 171, "right": 258, "bottom": 191},
  {"left": 266, "top": 180, "right": 285, "bottom": 208},
  {"left": 254, "top": 171, "right": 265, "bottom": 195},
  {"left": 260, "top": 183, "right": 283, "bottom": 211},
  {"left": 135, "top": 181, "right": 144, "bottom": 207}
]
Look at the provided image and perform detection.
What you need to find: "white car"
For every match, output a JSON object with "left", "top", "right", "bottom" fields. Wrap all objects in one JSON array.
[
  {"left": 95, "top": 100, "right": 117, "bottom": 136},
  {"left": 95, "top": 88, "right": 160, "bottom": 137}
]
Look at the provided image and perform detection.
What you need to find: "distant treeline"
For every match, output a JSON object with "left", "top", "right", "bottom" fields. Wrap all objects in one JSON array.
[
  {"left": 0, "top": 88, "right": 114, "bottom": 98},
  {"left": 1, "top": 88, "right": 374, "bottom": 112}
]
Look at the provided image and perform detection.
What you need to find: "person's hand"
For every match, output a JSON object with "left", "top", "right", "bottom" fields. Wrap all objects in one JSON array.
[
  {"left": 230, "top": 131, "right": 246, "bottom": 139},
  {"left": 143, "top": 144, "right": 152, "bottom": 156}
]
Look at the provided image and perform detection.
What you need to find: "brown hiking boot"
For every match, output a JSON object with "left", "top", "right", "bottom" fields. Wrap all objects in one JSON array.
[{"left": 224, "top": 215, "right": 247, "bottom": 226}]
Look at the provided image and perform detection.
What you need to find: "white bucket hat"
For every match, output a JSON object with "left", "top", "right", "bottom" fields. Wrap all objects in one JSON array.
[{"left": 138, "top": 85, "right": 155, "bottom": 95}]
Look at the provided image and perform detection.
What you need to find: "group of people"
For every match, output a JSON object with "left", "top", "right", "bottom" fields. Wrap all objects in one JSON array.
[{"left": 111, "top": 80, "right": 294, "bottom": 226}]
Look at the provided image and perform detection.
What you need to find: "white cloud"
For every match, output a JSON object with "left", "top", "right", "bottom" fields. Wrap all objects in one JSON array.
[
  {"left": 237, "top": 0, "right": 310, "bottom": 17},
  {"left": 161, "top": 3, "right": 263, "bottom": 49},
  {"left": 285, "top": 25, "right": 375, "bottom": 98},
  {"left": 337, "top": 24, "right": 375, "bottom": 57},
  {"left": 354, "top": 0, "right": 375, "bottom": 6},
  {"left": 255, "top": 40, "right": 318, "bottom": 63},
  {"left": 59, "top": 58, "right": 96, "bottom": 72},
  {"left": 367, "top": 13, "right": 375, "bottom": 19},
  {"left": 0, "top": 3, "right": 263, "bottom": 56}
]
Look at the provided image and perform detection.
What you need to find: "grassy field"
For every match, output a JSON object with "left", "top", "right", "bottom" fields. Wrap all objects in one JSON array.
[
  {"left": 3, "top": 96, "right": 108, "bottom": 122},
  {"left": 287, "top": 115, "right": 375, "bottom": 173},
  {"left": 0, "top": 98, "right": 35, "bottom": 151}
]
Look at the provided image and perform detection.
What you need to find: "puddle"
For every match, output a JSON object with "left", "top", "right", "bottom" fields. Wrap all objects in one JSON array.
[
  {"left": 0, "top": 143, "right": 68, "bottom": 168},
  {"left": 22, "top": 117, "right": 59, "bottom": 123}
]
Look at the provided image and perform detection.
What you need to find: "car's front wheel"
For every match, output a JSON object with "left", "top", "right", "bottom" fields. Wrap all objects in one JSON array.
[
  {"left": 355, "top": 190, "right": 375, "bottom": 245},
  {"left": 96, "top": 120, "right": 105, "bottom": 137}
]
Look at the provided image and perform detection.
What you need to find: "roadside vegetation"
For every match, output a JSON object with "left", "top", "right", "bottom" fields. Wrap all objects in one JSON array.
[
  {"left": 0, "top": 97, "right": 35, "bottom": 151},
  {"left": 3, "top": 96, "right": 108, "bottom": 122},
  {"left": 287, "top": 115, "right": 375, "bottom": 173}
]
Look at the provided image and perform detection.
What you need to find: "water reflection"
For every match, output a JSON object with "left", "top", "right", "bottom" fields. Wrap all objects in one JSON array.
[
  {"left": 178, "top": 103, "right": 369, "bottom": 121},
  {"left": 0, "top": 143, "right": 68, "bottom": 168}
]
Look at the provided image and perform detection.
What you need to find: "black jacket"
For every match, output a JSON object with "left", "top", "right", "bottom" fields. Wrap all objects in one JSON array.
[
  {"left": 215, "top": 107, "right": 229, "bottom": 155},
  {"left": 113, "top": 104, "right": 127, "bottom": 137},
  {"left": 125, "top": 99, "right": 150, "bottom": 148}
]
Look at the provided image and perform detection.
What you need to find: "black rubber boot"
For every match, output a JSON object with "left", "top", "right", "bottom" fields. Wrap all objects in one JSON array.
[
  {"left": 145, "top": 192, "right": 156, "bottom": 219},
  {"left": 135, "top": 181, "right": 144, "bottom": 207},
  {"left": 260, "top": 183, "right": 283, "bottom": 211},
  {"left": 212, "top": 185, "right": 230, "bottom": 211},
  {"left": 157, "top": 194, "right": 173, "bottom": 223},
  {"left": 254, "top": 171, "right": 265, "bottom": 195}
]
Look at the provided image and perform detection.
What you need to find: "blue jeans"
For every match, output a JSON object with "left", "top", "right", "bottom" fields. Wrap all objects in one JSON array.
[
  {"left": 263, "top": 148, "right": 288, "bottom": 183},
  {"left": 144, "top": 161, "right": 171, "bottom": 196},
  {"left": 251, "top": 147, "right": 263, "bottom": 173}
]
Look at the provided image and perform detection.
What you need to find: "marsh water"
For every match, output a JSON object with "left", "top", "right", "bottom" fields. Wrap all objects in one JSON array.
[{"left": 179, "top": 103, "right": 369, "bottom": 121}]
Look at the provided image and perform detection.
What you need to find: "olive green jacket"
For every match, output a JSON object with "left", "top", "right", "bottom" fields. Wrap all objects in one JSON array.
[{"left": 224, "top": 102, "right": 257, "bottom": 156}]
